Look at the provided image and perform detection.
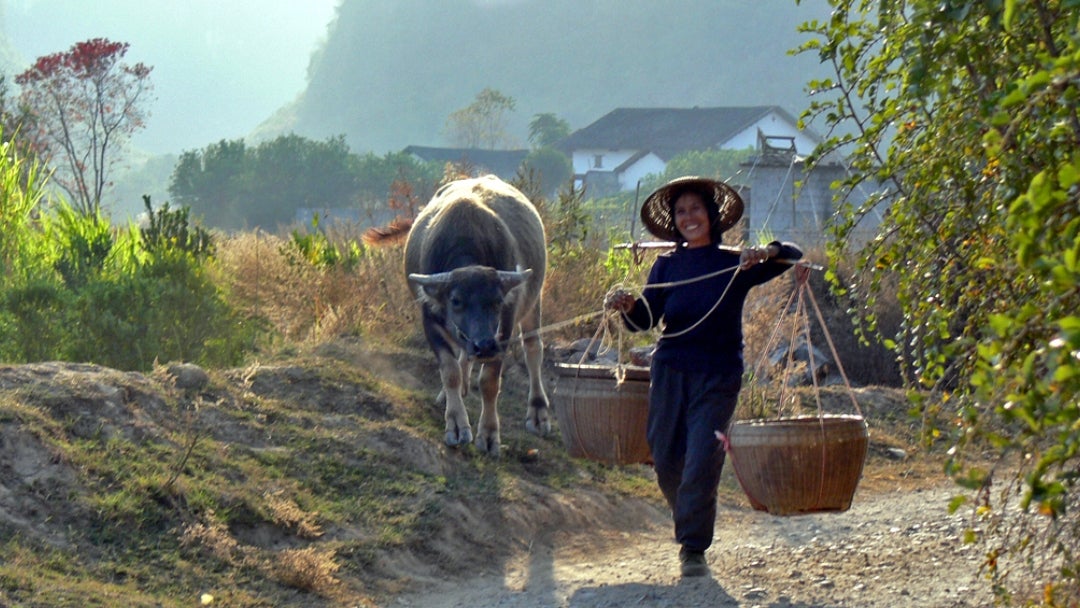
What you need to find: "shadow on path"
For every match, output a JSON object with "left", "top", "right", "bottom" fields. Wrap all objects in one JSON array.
[{"left": 568, "top": 577, "right": 738, "bottom": 607}]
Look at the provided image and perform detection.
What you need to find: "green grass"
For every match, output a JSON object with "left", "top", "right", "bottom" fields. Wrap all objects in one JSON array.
[{"left": 0, "top": 343, "right": 663, "bottom": 607}]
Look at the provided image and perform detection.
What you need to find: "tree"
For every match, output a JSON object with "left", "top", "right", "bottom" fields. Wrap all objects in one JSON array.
[
  {"left": 351, "top": 150, "right": 442, "bottom": 211},
  {"left": 172, "top": 135, "right": 358, "bottom": 230},
  {"left": 796, "top": 0, "right": 1079, "bottom": 603},
  {"left": 528, "top": 112, "right": 570, "bottom": 148},
  {"left": 444, "top": 88, "right": 517, "bottom": 149},
  {"left": 15, "top": 38, "right": 153, "bottom": 216},
  {"left": 661, "top": 149, "right": 755, "bottom": 186},
  {"left": 169, "top": 139, "right": 248, "bottom": 228},
  {"left": 521, "top": 147, "right": 571, "bottom": 196},
  {"left": 245, "top": 134, "right": 357, "bottom": 228},
  {"left": 168, "top": 135, "right": 439, "bottom": 231}
]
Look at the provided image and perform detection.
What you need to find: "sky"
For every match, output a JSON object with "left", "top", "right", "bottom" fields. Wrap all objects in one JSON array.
[{"left": 3, "top": 0, "right": 340, "bottom": 155}]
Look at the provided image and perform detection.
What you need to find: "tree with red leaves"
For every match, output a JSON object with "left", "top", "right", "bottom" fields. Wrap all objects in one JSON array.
[{"left": 15, "top": 38, "right": 153, "bottom": 215}]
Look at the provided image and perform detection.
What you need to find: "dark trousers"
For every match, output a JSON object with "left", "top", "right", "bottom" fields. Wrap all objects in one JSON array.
[{"left": 647, "top": 361, "right": 740, "bottom": 553}]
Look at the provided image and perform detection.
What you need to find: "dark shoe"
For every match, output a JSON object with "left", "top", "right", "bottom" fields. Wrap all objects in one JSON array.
[{"left": 679, "top": 548, "right": 709, "bottom": 577}]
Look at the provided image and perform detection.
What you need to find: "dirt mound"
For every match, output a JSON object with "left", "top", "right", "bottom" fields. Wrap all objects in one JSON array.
[{"left": 0, "top": 341, "right": 982, "bottom": 607}]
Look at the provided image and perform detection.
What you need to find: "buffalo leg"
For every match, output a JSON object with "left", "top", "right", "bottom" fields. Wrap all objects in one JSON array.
[
  {"left": 460, "top": 352, "right": 473, "bottom": 398},
  {"left": 434, "top": 352, "right": 470, "bottom": 405},
  {"left": 437, "top": 348, "right": 473, "bottom": 447},
  {"left": 520, "top": 303, "right": 551, "bottom": 436},
  {"left": 475, "top": 359, "right": 503, "bottom": 456}
]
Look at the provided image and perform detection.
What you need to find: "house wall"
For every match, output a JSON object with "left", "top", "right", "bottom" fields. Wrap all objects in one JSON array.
[
  {"left": 570, "top": 148, "right": 637, "bottom": 177},
  {"left": 570, "top": 109, "right": 820, "bottom": 196},
  {"left": 618, "top": 154, "right": 666, "bottom": 192},
  {"left": 727, "top": 111, "right": 820, "bottom": 155},
  {"left": 572, "top": 149, "right": 665, "bottom": 197},
  {"left": 744, "top": 156, "right": 844, "bottom": 247}
]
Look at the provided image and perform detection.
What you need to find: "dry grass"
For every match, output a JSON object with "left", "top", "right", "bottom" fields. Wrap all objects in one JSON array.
[
  {"left": 212, "top": 224, "right": 900, "bottom": 392},
  {"left": 215, "top": 230, "right": 417, "bottom": 347},
  {"left": 212, "top": 224, "right": 654, "bottom": 354},
  {"left": 265, "top": 489, "right": 324, "bottom": 539},
  {"left": 541, "top": 245, "right": 655, "bottom": 347},
  {"left": 272, "top": 547, "right": 341, "bottom": 594},
  {"left": 180, "top": 516, "right": 241, "bottom": 565}
]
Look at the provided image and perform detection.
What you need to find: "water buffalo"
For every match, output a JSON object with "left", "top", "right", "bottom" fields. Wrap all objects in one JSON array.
[{"left": 405, "top": 175, "right": 550, "bottom": 456}]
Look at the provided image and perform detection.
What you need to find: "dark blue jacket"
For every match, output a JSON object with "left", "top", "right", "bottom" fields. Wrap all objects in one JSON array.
[{"left": 623, "top": 241, "right": 803, "bottom": 374}]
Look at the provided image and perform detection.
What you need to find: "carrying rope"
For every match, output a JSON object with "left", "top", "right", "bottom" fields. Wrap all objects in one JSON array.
[
  {"left": 743, "top": 263, "right": 862, "bottom": 419},
  {"left": 506, "top": 244, "right": 830, "bottom": 396},
  {"left": 608, "top": 264, "right": 742, "bottom": 338},
  {"left": 513, "top": 251, "right": 748, "bottom": 345}
]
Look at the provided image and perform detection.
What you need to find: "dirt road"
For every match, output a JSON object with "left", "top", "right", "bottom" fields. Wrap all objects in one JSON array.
[{"left": 391, "top": 481, "right": 991, "bottom": 608}]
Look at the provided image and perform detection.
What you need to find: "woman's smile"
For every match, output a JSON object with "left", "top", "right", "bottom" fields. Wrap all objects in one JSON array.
[{"left": 674, "top": 193, "right": 712, "bottom": 248}]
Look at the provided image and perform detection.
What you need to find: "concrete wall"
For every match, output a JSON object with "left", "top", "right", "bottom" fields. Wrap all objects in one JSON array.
[
  {"left": 745, "top": 155, "right": 843, "bottom": 247},
  {"left": 744, "top": 154, "right": 884, "bottom": 248}
]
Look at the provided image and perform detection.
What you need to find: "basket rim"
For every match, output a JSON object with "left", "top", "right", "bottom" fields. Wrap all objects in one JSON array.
[
  {"left": 730, "top": 414, "right": 866, "bottom": 428},
  {"left": 553, "top": 362, "right": 650, "bottom": 381}
]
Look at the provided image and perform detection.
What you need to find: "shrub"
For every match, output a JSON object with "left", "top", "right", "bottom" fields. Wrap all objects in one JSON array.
[{"left": 0, "top": 147, "right": 253, "bottom": 369}]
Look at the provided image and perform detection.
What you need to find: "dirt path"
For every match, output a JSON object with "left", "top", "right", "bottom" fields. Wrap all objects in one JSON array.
[{"left": 391, "top": 480, "right": 991, "bottom": 608}]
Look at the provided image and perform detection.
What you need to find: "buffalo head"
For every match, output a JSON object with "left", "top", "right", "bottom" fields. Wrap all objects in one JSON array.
[{"left": 409, "top": 266, "right": 531, "bottom": 361}]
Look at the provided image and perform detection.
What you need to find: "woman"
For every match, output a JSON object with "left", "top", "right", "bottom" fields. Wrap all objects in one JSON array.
[{"left": 605, "top": 176, "right": 802, "bottom": 578}]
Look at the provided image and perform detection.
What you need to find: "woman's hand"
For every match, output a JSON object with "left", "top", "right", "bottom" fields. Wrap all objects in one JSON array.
[
  {"left": 604, "top": 289, "right": 636, "bottom": 314},
  {"left": 739, "top": 244, "right": 778, "bottom": 270}
]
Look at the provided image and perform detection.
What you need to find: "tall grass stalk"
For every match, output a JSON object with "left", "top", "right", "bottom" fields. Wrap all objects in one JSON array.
[{"left": 0, "top": 131, "right": 50, "bottom": 276}]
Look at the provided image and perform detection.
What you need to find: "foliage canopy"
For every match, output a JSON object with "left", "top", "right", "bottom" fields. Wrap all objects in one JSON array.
[
  {"left": 797, "top": 0, "right": 1080, "bottom": 603},
  {"left": 168, "top": 135, "right": 443, "bottom": 231},
  {"left": 15, "top": 38, "right": 153, "bottom": 216}
]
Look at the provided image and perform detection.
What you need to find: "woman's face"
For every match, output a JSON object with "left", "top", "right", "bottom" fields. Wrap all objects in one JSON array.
[{"left": 673, "top": 192, "right": 712, "bottom": 248}]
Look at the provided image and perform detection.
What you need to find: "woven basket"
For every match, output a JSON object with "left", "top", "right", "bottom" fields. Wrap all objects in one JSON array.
[
  {"left": 727, "top": 414, "right": 868, "bottom": 515},
  {"left": 551, "top": 363, "right": 651, "bottom": 465}
]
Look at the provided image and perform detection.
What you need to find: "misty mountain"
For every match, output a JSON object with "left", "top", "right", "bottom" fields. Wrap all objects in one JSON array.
[
  {"left": 0, "top": 6, "right": 20, "bottom": 77},
  {"left": 280, "top": 0, "right": 836, "bottom": 155}
]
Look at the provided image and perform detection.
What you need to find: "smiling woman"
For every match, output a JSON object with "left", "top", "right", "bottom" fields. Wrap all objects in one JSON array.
[
  {"left": 3, "top": 0, "right": 339, "bottom": 154},
  {"left": 604, "top": 175, "right": 804, "bottom": 578}
]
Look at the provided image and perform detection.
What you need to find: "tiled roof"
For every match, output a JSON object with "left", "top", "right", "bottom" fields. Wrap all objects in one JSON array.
[{"left": 556, "top": 106, "right": 808, "bottom": 154}]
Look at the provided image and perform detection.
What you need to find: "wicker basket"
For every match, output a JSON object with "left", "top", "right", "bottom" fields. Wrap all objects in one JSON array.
[
  {"left": 551, "top": 363, "right": 651, "bottom": 465},
  {"left": 727, "top": 414, "right": 868, "bottom": 515}
]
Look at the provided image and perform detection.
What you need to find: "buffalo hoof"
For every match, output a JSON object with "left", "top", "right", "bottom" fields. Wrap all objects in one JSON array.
[
  {"left": 525, "top": 417, "right": 551, "bottom": 437},
  {"left": 445, "top": 427, "right": 473, "bottom": 448},
  {"left": 475, "top": 434, "right": 501, "bottom": 457}
]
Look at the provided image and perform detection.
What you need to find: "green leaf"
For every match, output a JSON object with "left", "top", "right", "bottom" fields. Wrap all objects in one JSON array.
[
  {"left": 1059, "top": 157, "right": 1080, "bottom": 189},
  {"left": 988, "top": 314, "right": 1014, "bottom": 337},
  {"left": 1054, "top": 365, "right": 1076, "bottom": 382},
  {"left": 1003, "top": 0, "right": 1016, "bottom": 29},
  {"left": 948, "top": 494, "right": 969, "bottom": 514}
]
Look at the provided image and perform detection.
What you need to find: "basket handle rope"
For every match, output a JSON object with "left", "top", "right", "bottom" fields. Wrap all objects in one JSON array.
[{"left": 747, "top": 262, "right": 863, "bottom": 421}]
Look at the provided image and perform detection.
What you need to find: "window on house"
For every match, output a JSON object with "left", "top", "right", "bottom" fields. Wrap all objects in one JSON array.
[{"left": 593, "top": 154, "right": 603, "bottom": 168}]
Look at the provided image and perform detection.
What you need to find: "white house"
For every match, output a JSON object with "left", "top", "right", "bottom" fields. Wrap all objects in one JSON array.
[{"left": 556, "top": 106, "right": 821, "bottom": 197}]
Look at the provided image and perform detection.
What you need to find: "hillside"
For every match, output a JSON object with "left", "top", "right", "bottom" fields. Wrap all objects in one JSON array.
[
  {"left": 0, "top": 336, "right": 972, "bottom": 607},
  {"left": 0, "top": 339, "right": 668, "bottom": 606},
  {"left": 282, "top": 0, "right": 836, "bottom": 154}
]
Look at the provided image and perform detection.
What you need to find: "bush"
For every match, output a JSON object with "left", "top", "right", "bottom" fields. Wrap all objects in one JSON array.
[{"left": 0, "top": 146, "right": 254, "bottom": 369}]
